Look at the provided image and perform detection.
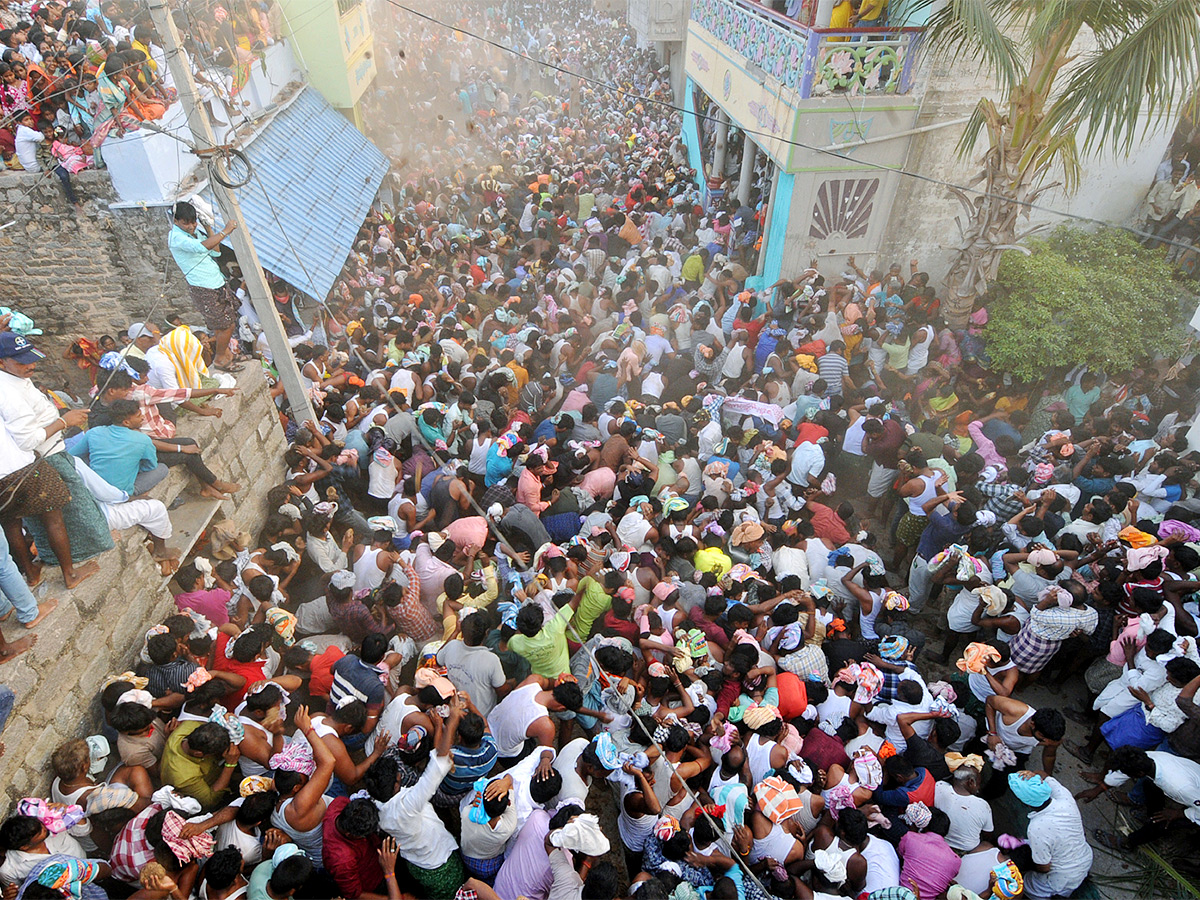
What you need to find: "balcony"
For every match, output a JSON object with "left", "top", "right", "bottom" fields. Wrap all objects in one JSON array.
[{"left": 689, "top": 0, "right": 923, "bottom": 98}]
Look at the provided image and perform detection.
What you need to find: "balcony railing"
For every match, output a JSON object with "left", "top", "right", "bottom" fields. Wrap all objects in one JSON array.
[{"left": 690, "top": 0, "right": 923, "bottom": 96}]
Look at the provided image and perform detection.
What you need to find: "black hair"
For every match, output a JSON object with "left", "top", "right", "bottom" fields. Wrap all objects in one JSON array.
[
  {"left": 187, "top": 722, "right": 231, "bottom": 756},
  {"left": 147, "top": 631, "right": 177, "bottom": 665},
  {"left": 110, "top": 702, "right": 156, "bottom": 734},
  {"left": 337, "top": 797, "right": 380, "bottom": 839},
  {"left": 1146, "top": 629, "right": 1177, "bottom": 656},
  {"left": 549, "top": 804, "right": 584, "bottom": 831},
  {"left": 273, "top": 769, "right": 306, "bottom": 796},
  {"left": 204, "top": 847, "right": 244, "bottom": 891},
  {"left": 269, "top": 856, "right": 313, "bottom": 895},
  {"left": 236, "top": 790, "right": 277, "bottom": 826},
  {"left": 933, "top": 716, "right": 961, "bottom": 748},
  {"left": 0, "top": 815, "right": 43, "bottom": 851},
  {"left": 516, "top": 604, "right": 544, "bottom": 637},
  {"left": 552, "top": 681, "right": 584, "bottom": 711},
  {"left": 361, "top": 633, "right": 388, "bottom": 665},
  {"left": 483, "top": 792, "right": 511, "bottom": 818},
  {"left": 663, "top": 724, "right": 690, "bottom": 752},
  {"left": 457, "top": 711, "right": 485, "bottom": 746},
  {"left": 727, "top": 643, "right": 758, "bottom": 675},
  {"left": 1032, "top": 709, "right": 1066, "bottom": 742},
  {"left": 896, "top": 680, "right": 923, "bottom": 705},
  {"left": 582, "top": 861, "right": 621, "bottom": 900},
  {"left": 595, "top": 646, "right": 634, "bottom": 677},
  {"left": 1167, "top": 657, "right": 1200, "bottom": 685},
  {"left": 231, "top": 624, "right": 270, "bottom": 662},
  {"left": 884, "top": 755, "right": 915, "bottom": 784},
  {"left": 173, "top": 200, "right": 197, "bottom": 223},
  {"left": 244, "top": 684, "right": 284, "bottom": 714},
  {"left": 1106, "top": 745, "right": 1153, "bottom": 780},
  {"left": 693, "top": 814, "right": 721, "bottom": 848},
  {"left": 101, "top": 680, "right": 135, "bottom": 711},
  {"left": 836, "top": 807, "right": 868, "bottom": 845},
  {"left": 330, "top": 699, "right": 368, "bottom": 730},
  {"left": 174, "top": 562, "right": 204, "bottom": 591},
  {"left": 247, "top": 575, "right": 276, "bottom": 607},
  {"left": 365, "top": 756, "right": 399, "bottom": 803}
]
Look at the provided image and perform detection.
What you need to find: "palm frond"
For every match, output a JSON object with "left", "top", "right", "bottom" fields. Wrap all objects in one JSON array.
[
  {"left": 1076, "top": 0, "right": 1154, "bottom": 40},
  {"left": 1048, "top": 0, "right": 1200, "bottom": 155},
  {"left": 954, "top": 100, "right": 997, "bottom": 159},
  {"left": 1019, "top": 126, "right": 1081, "bottom": 194},
  {"left": 922, "top": 0, "right": 1027, "bottom": 92}
]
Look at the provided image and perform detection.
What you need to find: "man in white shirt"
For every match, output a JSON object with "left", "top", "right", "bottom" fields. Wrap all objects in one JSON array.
[
  {"left": 789, "top": 439, "right": 826, "bottom": 491},
  {"left": 1010, "top": 772, "right": 1092, "bottom": 899},
  {"left": 375, "top": 692, "right": 467, "bottom": 895},
  {"left": 1084, "top": 746, "right": 1200, "bottom": 850},
  {"left": 12, "top": 112, "right": 42, "bottom": 173},
  {"left": 934, "top": 766, "right": 994, "bottom": 852}
]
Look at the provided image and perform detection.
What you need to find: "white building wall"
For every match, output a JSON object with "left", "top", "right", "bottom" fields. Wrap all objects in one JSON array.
[{"left": 878, "top": 26, "right": 1179, "bottom": 279}]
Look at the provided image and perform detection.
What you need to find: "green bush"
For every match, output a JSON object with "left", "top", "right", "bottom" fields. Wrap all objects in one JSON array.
[{"left": 984, "top": 226, "right": 1187, "bottom": 382}]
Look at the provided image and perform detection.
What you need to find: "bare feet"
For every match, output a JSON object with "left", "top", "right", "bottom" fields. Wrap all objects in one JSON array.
[
  {"left": 199, "top": 484, "right": 233, "bottom": 501},
  {"left": 25, "top": 561, "right": 43, "bottom": 589},
  {"left": 157, "top": 558, "right": 180, "bottom": 576},
  {"left": 212, "top": 480, "right": 241, "bottom": 494},
  {"left": 63, "top": 559, "right": 100, "bottom": 590},
  {"left": 0, "top": 608, "right": 11, "bottom": 622},
  {"left": 0, "top": 634, "right": 37, "bottom": 663},
  {"left": 23, "top": 596, "right": 58, "bottom": 628}
]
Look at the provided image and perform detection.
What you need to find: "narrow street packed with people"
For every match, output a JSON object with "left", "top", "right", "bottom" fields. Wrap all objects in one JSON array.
[{"left": 0, "top": 1, "right": 1199, "bottom": 899}]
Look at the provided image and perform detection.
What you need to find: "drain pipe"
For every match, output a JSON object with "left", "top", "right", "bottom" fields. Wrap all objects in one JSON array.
[{"left": 821, "top": 114, "right": 973, "bottom": 152}]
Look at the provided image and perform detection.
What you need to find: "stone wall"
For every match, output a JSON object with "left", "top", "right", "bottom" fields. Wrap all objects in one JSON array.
[
  {"left": 0, "top": 170, "right": 188, "bottom": 394},
  {"left": 0, "top": 361, "right": 287, "bottom": 809}
]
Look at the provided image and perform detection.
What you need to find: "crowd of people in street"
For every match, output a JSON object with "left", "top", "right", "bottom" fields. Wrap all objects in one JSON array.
[{"left": 1, "top": 2, "right": 1200, "bottom": 900}]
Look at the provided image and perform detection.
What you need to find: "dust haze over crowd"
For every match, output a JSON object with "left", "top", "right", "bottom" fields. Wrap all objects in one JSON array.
[{"left": 358, "top": 0, "right": 686, "bottom": 212}]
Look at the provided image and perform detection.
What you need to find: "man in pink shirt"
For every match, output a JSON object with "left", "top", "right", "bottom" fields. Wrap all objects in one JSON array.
[{"left": 172, "top": 563, "right": 230, "bottom": 625}]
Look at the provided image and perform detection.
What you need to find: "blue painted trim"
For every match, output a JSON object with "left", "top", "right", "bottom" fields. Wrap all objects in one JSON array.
[
  {"left": 760, "top": 171, "right": 794, "bottom": 287},
  {"left": 681, "top": 77, "right": 707, "bottom": 202}
]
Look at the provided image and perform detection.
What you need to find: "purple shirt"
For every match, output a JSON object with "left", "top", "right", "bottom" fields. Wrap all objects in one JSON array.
[
  {"left": 493, "top": 809, "right": 552, "bottom": 900},
  {"left": 174, "top": 588, "right": 231, "bottom": 626},
  {"left": 899, "top": 830, "right": 961, "bottom": 898}
]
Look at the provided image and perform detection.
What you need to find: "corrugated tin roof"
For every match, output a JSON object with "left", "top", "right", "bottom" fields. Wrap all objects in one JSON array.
[{"left": 203, "top": 86, "right": 388, "bottom": 301}]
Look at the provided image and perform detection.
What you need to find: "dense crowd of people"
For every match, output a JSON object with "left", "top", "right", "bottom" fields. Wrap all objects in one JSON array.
[
  {"left": 1, "top": 2, "right": 1200, "bottom": 900},
  {"left": 0, "top": 0, "right": 282, "bottom": 203}
]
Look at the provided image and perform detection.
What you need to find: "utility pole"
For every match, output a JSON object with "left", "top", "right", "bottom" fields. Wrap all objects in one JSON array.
[{"left": 147, "top": 0, "right": 317, "bottom": 424}]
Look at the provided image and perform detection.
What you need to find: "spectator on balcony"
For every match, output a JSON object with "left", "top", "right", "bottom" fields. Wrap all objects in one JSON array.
[
  {"left": 828, "top": 0, "right": 857, "bottom": 38},
  {"left": 0, "top": 60, "right": 34, "bottom": 166},
  {"left": 96, "top": 51, "right": 161, "bottom": 139},
  {"left": 12, "top": 112, "right": 81, "bottom": 205}
]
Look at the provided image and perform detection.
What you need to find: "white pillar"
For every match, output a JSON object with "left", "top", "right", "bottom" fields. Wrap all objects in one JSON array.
[
  {"left": 815, "top": 0, "right": 837, "bottom": 25},
  {"left": 712, "top": 110, "right": 729, "bottom": 182},
  {"left": 738, "top": 135, "right": 757, "bottom": 205}
]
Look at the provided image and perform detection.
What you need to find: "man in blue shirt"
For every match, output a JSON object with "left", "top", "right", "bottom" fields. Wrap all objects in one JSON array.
[
  {"left": 69, "top": 399, "right": 166, "bottom": 496},
  {"left": 907, "top": 491, "right": 974, "bottom": 610},
  {"left": 167, "top": 200, "right": 240, "bottom": 370}
]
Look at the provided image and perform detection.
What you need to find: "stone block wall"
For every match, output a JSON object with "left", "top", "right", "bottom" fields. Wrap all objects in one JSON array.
[
  {"left": 0, "top": 171, "right": 189, "bottom": 394},
  {"left": 0, "top": 361, "right": 287, "bottom": 809}
]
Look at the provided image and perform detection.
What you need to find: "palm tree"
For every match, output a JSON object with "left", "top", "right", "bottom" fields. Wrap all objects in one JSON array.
[{"left": 922, "top": 0, "right": 1200, "bottom": 325}]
